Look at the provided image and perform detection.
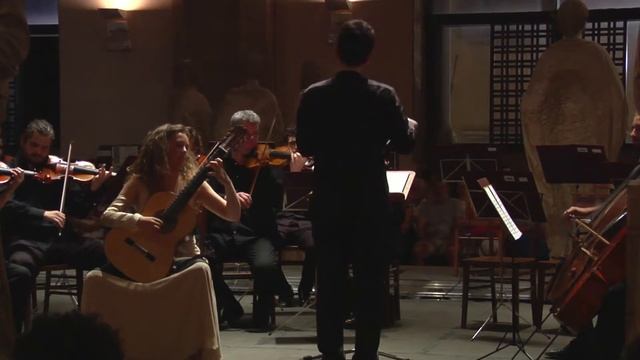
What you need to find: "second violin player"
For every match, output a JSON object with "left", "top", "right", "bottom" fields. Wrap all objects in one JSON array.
[
  {"left": 203, "top": 110, "right": 295, "bottom": 330},
  {"left": 1, "top": 119, "right": 111, "bottom": 332}
]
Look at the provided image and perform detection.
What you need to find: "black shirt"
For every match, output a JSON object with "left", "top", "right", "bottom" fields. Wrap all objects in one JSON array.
[{"left": 296, "top": 70, "right": 414, "bottom": 214}]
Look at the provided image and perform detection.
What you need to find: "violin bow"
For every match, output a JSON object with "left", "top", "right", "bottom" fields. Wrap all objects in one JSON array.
[
  {"left": 58, "top": 142, "right": 74, "bottom": 236},
  {"left": 248, "top": 116, "right": 277, "bottom": 194}
]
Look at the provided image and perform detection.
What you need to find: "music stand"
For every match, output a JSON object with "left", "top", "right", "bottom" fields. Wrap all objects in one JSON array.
[
  {"left": 300, "top": 171, "right": 415, "bottom": 360},
  {"left": 283, "top": 172, "right": 314, "bottom": 212},
  {"left": 464, "top": 176, "right": 544, "bottom": 359},
  {"left": 462, "top": 171, "right": 546, "bottom": 224},
  {"left": 536, "top": 145, "right": 609, "bottom": 184},
  {"left": 269, "top": 171, "right": 315, "bottom": 337},
  {"left": 433, "top": 144, "right": 500, "bottom": 182}
]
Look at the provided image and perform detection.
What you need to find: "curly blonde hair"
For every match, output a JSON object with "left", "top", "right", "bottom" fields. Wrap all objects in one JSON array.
[{"left": 128, "top": 123, "right": 198, "bottom": 190}]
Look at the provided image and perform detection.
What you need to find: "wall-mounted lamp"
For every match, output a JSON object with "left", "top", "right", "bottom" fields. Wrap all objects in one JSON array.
[
  {"left": 325, "top": 0, "right": 351, "bottom": 11},
  {"left": 325, "top": 0, "right": 352, "bottom": 44},
  {"left": 98, "top": 8, "right": 131, "bottom": 52}
]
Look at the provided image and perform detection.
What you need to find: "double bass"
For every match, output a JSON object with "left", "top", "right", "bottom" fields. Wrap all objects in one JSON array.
[{"left": 547, "top": 166, "right": 640, "bottom": 332}]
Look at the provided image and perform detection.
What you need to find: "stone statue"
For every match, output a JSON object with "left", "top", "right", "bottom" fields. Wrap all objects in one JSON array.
[{"left": 521, "top": 0, "right": 628, "bottom": 256}]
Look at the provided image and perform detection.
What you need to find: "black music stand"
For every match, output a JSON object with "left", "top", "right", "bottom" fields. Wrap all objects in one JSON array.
[
  {"left": 462, "top": 174, "right": 547, "bottom": 360},
  {"left": 463, "top": 172, "right": 546, "bottom": 224},
  {"left": 282, "top": 172, "right": 314, "bottom": 212},
  {"left": 536, "top": 145, "right": 609, "bottom": 184},
  {"left": 434, "top": 144, "right": 500, "bottom": 182},
  {"left": 301, "top": 171, "right": 415, "bottom": 360},
  {"left": 269, "top": 171, "right": 316, "bottom": 337},
  {"left": 432, "top": 144, "right": 528, "bottom": 182}
]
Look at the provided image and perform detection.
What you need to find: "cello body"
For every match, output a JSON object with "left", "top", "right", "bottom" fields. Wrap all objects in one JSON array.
[{"left": 547, "top": 185, "right": 628, "bottom": 333}]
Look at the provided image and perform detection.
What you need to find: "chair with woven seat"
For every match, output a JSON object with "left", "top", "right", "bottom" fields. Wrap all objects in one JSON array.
[
  {"left": 459, "top": 221, "right": 538, "bottom": 331},
  {"left": 461, "top": 255, "right": 537, "bottom": 329}
]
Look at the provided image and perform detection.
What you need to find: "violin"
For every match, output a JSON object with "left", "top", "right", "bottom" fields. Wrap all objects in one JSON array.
[
  {"left": 37, "top": 155, "right": 117, "bottom": 182},
  {"left": 244, "top": 143, "right": 292, "bottom": 168},
  {"left": 0, "top": 162, "right": 37, "bottom": 183}
]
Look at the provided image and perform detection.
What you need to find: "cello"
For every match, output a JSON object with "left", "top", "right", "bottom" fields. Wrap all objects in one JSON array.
[{"left": 547, "top": 165, "right": 640, "bottom": 332}]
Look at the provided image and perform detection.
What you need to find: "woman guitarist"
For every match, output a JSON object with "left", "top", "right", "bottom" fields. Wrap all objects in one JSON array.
[{"left": 101, "top": 123, "right": 241, "bottom": 276}]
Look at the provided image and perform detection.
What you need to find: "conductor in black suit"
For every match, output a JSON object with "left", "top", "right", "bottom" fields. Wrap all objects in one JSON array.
[{"left": 296, "top": 19, "right": 416, "bottom": 360}]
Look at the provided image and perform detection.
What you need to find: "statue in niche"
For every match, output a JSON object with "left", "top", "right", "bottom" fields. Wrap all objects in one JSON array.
[
  {"left": 170, "top": 59, "right": 213, "bottom": 151},
  {"left": 213, "top": 50, "right": 285, "bottom": 143},
  {"left": 521, "top": 0, "right": 628, "bottom": 256}
]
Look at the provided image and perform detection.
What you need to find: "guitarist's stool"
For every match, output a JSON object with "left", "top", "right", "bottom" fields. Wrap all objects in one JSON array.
[{"left": 81, "top": 261, "right": 222, "bottom": 359}]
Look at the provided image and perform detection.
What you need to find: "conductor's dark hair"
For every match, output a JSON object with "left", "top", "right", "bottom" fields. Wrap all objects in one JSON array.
[{"left": 337, "top": 19, "right": 375, "bottom": 67}]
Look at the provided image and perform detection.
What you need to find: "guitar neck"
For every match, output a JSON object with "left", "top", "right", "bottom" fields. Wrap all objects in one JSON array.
[
  {"left": 162, "top": 166, "right": 210, "bottom": 222},
  {"left": 158, "top": 126, "right": 243, "bottom": 224}
]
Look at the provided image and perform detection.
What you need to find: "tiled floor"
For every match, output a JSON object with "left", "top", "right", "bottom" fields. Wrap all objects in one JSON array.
[{"left": 39, "top": 265, "right": 574, "bottom": 360}]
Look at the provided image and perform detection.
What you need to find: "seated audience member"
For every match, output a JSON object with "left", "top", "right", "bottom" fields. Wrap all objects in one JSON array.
[
  {"left": 412, "top": 179, "right": 465, "bottom": 265},
  {"left": 13, "top": 311, "right": 123, "bottom": 360}
]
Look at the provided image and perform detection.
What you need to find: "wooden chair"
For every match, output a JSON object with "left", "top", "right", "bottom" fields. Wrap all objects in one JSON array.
[
  {"left": 459, "top": 222, "right": 538, "bottom": 331},
  {"left": 221, "top": 261, "right": 276, "bottom": 327},
  {"left": 33, "top": 264, "right": 84, "bottom": 314},
  {"left": 453, "top": 218, "right": 502, "bottom": 276},
  {"left": 532, "top": 258, "right": 562, "bottom": 329}
]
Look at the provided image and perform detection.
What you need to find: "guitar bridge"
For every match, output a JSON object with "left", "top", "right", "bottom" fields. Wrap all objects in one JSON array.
[{"left": 124, "top": 238, "right": 156, "bottom": 262}]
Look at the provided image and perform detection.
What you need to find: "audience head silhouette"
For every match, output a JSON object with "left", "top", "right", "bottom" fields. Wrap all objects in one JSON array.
[{"left": 13, "top": 311, "right": 123, "bottom": 360}]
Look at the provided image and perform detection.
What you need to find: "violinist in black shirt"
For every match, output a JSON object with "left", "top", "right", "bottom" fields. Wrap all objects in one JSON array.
[
  {"left": 2, "top": 119, "right": 111, "bottom": 331},
  {"left": 204, "top": 110, "right": 294, "bottom": 331}
]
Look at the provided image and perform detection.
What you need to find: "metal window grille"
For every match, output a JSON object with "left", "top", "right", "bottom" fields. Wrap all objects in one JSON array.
[{"left": 489, "top": 21, "right": 627, "bottom": 144}]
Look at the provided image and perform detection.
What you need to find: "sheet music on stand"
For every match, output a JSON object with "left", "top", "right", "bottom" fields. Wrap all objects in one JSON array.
[
  {"left": 477, "top": 177, "right": 522, "bottom": 240},
  {"left": 462, "top": 171, "right": 546, "bottom": 224},
  {"left": 386, "top": 170, "right": 416, "bottom": 200}
]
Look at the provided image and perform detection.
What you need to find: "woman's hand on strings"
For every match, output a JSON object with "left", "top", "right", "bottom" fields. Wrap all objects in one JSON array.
[
  {"left": 207, "top": 159, "right": 233, "bottom": 187},
  {"left": 137, "top": 216, "right": 163, "bottom": 233},
  {"left": 236, "top": 192, "right": 252, "bottom": 209}
]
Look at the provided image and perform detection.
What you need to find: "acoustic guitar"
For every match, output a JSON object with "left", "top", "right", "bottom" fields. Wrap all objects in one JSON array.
[{"left": 104, "top": 127, "right": 245, "bottom": 282}]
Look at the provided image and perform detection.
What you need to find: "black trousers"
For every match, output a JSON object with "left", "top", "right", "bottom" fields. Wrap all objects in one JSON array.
[
  {"left": 567, "top": 283, "right": 626, "bottom": 360},
  {"left": 6, "top": 237, "right": 106, "bottom": 332},
  {"left": 207, "top": 233, "right": 292, "bottom": 325},
  {"left": 6, "top": 262, "right": 31, "bottom": 333},
  {"left": 277, "top": 213, "right": 316, "bottom": 299},
  {"left": 312, "top": 211, "right": 390, "bottom": 359},
  {"left": 592, "top": 283, "right": 625, "bottom": 359}
]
